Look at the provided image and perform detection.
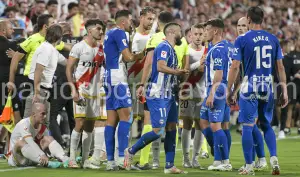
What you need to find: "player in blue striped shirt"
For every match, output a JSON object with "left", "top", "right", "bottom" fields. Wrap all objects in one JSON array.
[
  {"left": 199, "top": 18, "right": 232, "bottom": 171},
  {"left": 124, "top": 22, "right": 189, "bottom": 174}
]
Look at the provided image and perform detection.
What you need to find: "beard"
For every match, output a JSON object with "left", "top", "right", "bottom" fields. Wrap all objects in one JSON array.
[{"left": 175, "top": 36, "right": 182, "bottom": 46}]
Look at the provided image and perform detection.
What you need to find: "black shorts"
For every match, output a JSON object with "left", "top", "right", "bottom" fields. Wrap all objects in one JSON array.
[{"left": 144, "top": 101, "right": 149, "bottom": 111}]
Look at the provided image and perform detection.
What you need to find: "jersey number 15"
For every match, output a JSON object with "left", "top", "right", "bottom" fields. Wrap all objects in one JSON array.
[{"left": 254, "top": 45, "right": 272, "bottom": 69}]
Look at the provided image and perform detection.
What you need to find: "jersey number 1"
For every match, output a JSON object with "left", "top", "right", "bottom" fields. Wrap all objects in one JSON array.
[
  {"left": 159, "top": 108, "right": 167, "bottom": 118},
  {"left": 254, "top": 45, "right": 272, "bottom": 69}
]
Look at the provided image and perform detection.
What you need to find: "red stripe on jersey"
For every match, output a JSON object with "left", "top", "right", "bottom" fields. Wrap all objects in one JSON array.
[
  {"left": 76, "top": 44, "right": 105, "bottom": 89},
  {"left": 34, "top": 124, "right": 47, "bottom": 144},
  {"left": 128, "top": 56, "right": 146, "bottom": 77}
]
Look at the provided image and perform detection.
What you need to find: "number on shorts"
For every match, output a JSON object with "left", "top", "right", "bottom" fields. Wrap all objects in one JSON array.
[
  {"left": 180, "top": 100, "right": 188, "bottom": 108},
  {"left": 159, "top": 108, "right": 167, "bottom": 118}
]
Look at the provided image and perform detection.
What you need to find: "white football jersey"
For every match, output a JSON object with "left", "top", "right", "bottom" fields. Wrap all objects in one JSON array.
[
  {"left": 9, "top": 118, "right": 49, "bottom": 151},
  {"left": 127, "top": 31, "right": 151, "bottom": 85},
  {"left": 69, "top": 41, "right": 104, "bottom": 97},
  {"left": 186, "top": 45, "right": 207, "bottom": 99}
]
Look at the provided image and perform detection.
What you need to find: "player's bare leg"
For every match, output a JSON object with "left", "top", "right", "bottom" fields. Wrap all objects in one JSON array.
[{"left": 181, "top": 117, "right": 192, "bottom": 168}]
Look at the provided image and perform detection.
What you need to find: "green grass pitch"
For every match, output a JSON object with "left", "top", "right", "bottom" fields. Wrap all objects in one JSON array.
[{"left": 0, "top": 129, "right": 300, "bottom": 177}]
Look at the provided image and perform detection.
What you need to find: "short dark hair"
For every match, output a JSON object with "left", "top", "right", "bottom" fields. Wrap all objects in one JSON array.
[
  {"left": 115, "top": 10, "right": 131, "bottom": 20},
  {"left": 45, "top": 24, "right": 62, "bottom": 43},
  {"left": 4, "top": 6, "right": 17, "bottom": 14},
  {"left": 47, "top": 0, "right": 58, "bottom": 6},
  {"left": 140, "top": 6, "right": 156, "bottom": 16},
  {"left": 185, "top": 27, "right": 191, "bottom": 36},
  {"left": 206, "top": 18, "right": 224, "bottom": 29},
  {"left": 193, "top": 23, "right": 205, "bottom": 29},
  {"left": 36, "top": 0, "right": 45, "bottom": 4},
  {"left": 247, "top": 6, "right": 264, "bottom": 24},
  {"left": 37, "top": 14, "right": 53, "bottom": 31},
  {"left": 163, "top": 22, "right": 181, "bottom": 35},
  {"left": 158, "top": 11, "right": 173, "bottom": 24},
  {"left": 85, "top": 19, "right": 106, "bottom": 31},
  {"left": 68, "top": 2, "right": 78, "bottom": 11}
]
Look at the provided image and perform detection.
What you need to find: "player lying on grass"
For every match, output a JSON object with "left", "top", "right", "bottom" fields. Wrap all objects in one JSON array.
[{"left": 7, "top": 103, "right": 69, "bottom": 168}]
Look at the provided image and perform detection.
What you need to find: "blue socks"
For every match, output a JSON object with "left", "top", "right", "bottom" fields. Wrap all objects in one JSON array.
[
  {"left": 252, "top": 124, "right": 265, "bottom": 158},
  {"left": 223, "top": 129, "right": 231, "bottom": 154},
  {"left": 242, "top": 125, "right": 254, "bottom": 164},
  {"left": 129, "top": 131, "right": 160, "bottom": 154},
  {"left": 118, "top": 121, "right": 131, "bottom": 157},
  {"left": 213, "top": 129, "right": 229, "bottom": 161},
  {"left": 202, "top": 127, "right": 214, "bottom": 148},
  {"left": 261, "top": 123, "right": 277, "bottom": 157},
  {"left": 105, "top": 125, "right": 116, "bottom": 161},
  {"left": 164, "top": 130, "right": 176, "bottom": 169}
]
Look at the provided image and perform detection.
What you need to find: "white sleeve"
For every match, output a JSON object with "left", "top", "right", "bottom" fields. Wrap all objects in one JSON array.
[
  {"left": 36, "top": 47, "right": 51, "bottom": 67},
  {"left": 20, "top": 124, "right": 45, "bottom": 156},
  {"left": 190, "top": 62, "right": 200, "bottom": 71},
  {"left": 58, "top": 53, "right": 67, "bottom": 66},
  {"left": 69, "top": 43, "right": 81, "bottom": 59},
  {"left": 24, "top": 136, "right": 45, "bottom": 156}
]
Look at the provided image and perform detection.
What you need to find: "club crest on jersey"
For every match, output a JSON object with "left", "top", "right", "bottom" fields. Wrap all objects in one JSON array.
[
  {"left": 161, "top": 51, "right": 167, "bottom": 58},
  {"left": 122, "top": 39, "right": 127, "bottom": 46},
  {"left": 98, "top": 51, "right": 103, "bottom": 56}
]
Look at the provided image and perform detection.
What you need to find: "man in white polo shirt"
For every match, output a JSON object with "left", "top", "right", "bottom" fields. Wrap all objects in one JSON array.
[{"left": 26, "top": 24, "right": 67, "bottom": 125}]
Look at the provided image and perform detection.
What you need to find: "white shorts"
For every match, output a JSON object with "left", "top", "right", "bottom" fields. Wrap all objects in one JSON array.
[
  {"left": 74, "top": 91, "right": 106, "bottom": 120},
  {"left": 179, "top": 99, "right": 203, "bottom": 120},
  {"left": 8, "top": 144, "right": 35, "bottom": 167}
]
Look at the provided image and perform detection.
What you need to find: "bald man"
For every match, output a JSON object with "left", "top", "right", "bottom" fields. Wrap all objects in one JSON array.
[
  {"left": 7, "top": 103, "right": 70, "bottom": 168},
  {"left": 237, "top": 17, "right": 248, "bottom": 36},
  {"left": 0, "top": 20, "right": 22, "bottom": 152}
]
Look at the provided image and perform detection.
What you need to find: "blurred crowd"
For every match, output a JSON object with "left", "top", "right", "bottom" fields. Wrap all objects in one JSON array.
[{"left": 1, "top": 0, "right": 300, "bottom": 43}]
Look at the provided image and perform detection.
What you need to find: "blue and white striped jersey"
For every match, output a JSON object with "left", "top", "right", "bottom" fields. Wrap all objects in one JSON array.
[{"left": 146, "top": 40, "right": 178, "bottom": 99}]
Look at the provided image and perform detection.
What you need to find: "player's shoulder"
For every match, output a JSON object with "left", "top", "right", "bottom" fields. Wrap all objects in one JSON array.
[
  {"left": 72, "top": 40, "right": 85, "bottom": 48},
  {"left": 108, "top": 27, "right": 125, "bottom": 36},
  {"left": 156, "top": 40, "right": 171, "bottom": 50}
]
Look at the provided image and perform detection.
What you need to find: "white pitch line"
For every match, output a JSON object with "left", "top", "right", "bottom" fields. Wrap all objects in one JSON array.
[{"left": 0, "top": 167, "right": 36, "bottom": 172}]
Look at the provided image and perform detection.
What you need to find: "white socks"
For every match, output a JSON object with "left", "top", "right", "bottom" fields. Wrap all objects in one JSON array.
[
  {"left": 82, "top": 130, "right": 93, "bottom": 163},
  {"left": 21, "top": 144, "right": 43, "bottom": 164},
  {"left": 48, "top": 140, "right": 69, "bottom": 163},
  {"left": 181, "top": 129, "right": 191, "bottom": 158},
  {"left": 193, "top": 130, "right": 203, "bottom": 160},
  {"left": 91, "top": 127, "right": 105, "bottom": 161},
  {"left": 70, "top": 130, "right": 81, "bottom": 161}
]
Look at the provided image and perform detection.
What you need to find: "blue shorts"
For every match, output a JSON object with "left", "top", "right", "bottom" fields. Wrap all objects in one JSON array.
[
  {"left": 238, "top": 92, "right": 274, "bottom": 124},
  {"left": 200, "top": 91, "right": 227, "bottom": 123},
  {"left": 104, "top": 84, "right": 132, "bottom": 110},
  {"left": 147, "top": 97, "right": 178, "bottom": 128}
]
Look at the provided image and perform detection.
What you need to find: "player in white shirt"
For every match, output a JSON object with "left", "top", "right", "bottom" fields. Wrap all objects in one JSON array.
[
  {"left": 179, "top": 23, "right": 208, "bottom": 168},
  {"left": 66, "top": 19, "right": 106, "bottom": 169},
  {"left": 7, "top": 103, "right": 69, "bottom": 168},
  {"left": 127, "top": 6, "right": 156, "bottom": 169}
]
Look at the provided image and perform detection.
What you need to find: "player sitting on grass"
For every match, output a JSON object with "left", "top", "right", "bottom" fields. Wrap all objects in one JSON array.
[{"left": 7, "top": 103, "right": 69, "bottom": 168}]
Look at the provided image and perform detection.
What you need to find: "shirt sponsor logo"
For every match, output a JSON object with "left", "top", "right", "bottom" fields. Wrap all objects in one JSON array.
[
  {"left": 214, "top": 58, "right": 222, "bottom": 66},
  {"left": 161, "top": 51, "right": 167, "bottom": 58}
]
